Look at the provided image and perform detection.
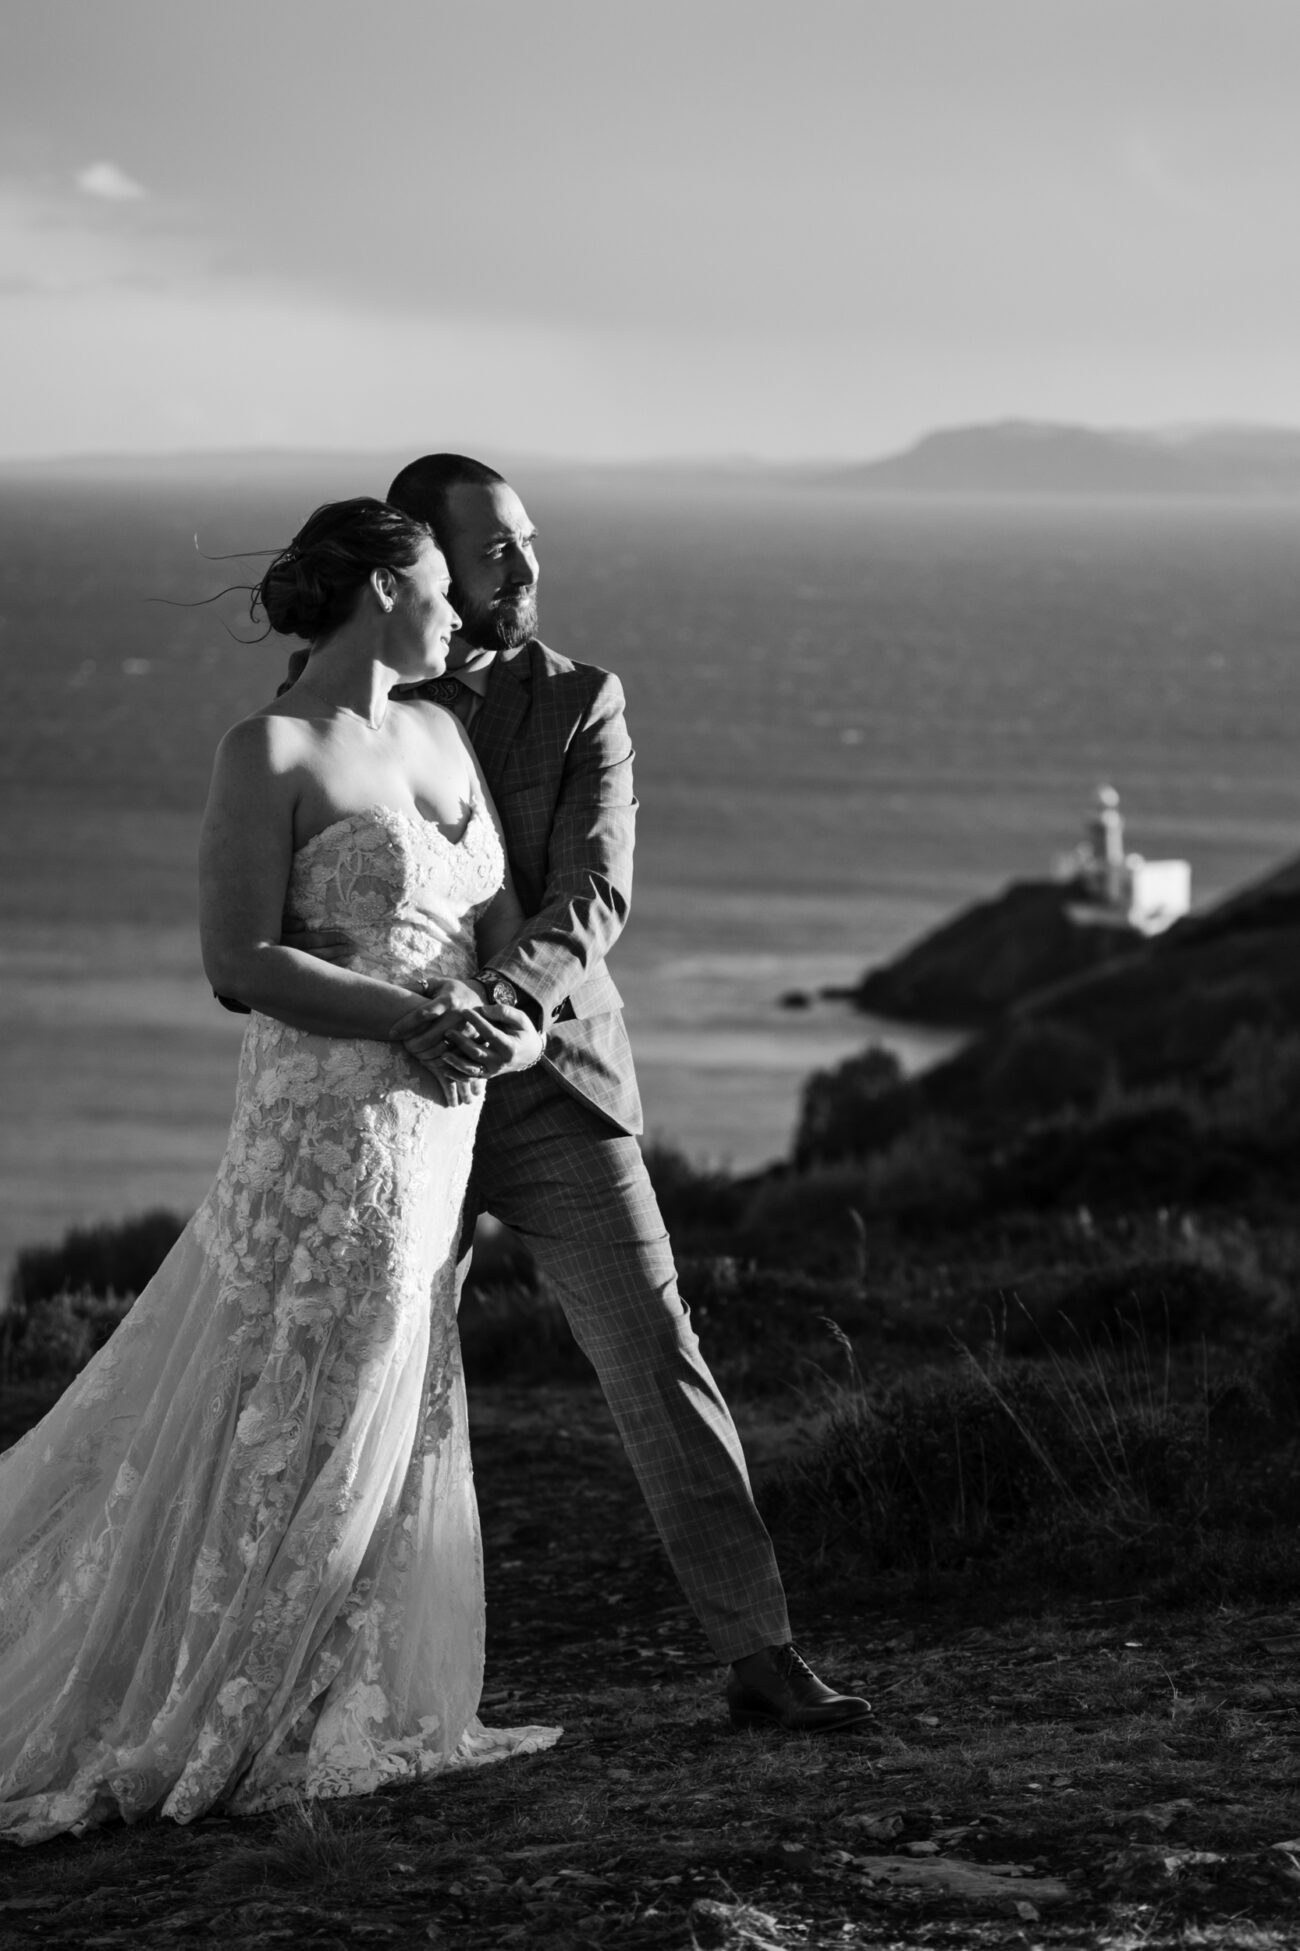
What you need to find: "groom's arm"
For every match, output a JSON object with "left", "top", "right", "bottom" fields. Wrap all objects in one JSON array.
[{"left": 486, "top": 670, "right": 637, "bottom": 1027}]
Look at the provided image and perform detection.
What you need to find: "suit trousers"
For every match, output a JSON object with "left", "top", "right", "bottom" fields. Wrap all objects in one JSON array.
[{"left": 461, "top": 1063, "right": 792, "bottom": 1664}]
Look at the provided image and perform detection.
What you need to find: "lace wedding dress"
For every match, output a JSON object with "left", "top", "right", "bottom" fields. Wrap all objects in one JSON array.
[{"left": 0, "top": 795, "right": 560, "bottom": 1845}]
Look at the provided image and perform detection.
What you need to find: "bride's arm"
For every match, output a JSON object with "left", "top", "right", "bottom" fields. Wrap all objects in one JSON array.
[
  {"left": 199, "top": 716, "right": 435, "bottom": 1041},
  {"left": 390, "top": 722, "right": 543, "bottom": 1078},
  {"left": 476, "top": 843, "right": 530, "bottom": 971}
]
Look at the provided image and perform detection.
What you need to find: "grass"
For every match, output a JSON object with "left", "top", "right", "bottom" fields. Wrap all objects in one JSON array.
[
  {"left": 2, "top": 1379, "right": 1300, "bottom": 1947},
  {"left": 458, "top": 1276, "right": 591, "bottom": 1385},
  {"left": 5, "top": 1077, "right": 1300, "bottom": 1943},
  {"left": 5, "top": 1487, "right": 1300, "bottom": 1944},
  {"left": 201, "top": 1797, "right": 383, "bottom": 1897},
  {"left": 763, "top": 1329, "right": 1300, "bottom": 1603}
]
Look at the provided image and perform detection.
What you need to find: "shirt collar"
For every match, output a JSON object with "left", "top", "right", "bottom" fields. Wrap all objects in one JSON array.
[{"left": 448, "top": 647, "right": 496, "bottom": 698}]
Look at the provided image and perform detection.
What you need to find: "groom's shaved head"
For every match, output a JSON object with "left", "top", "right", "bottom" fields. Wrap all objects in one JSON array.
[
  {"left": 387, "top": 453, "right": 507, "bottom": 547},
  {"left": 390, "top": 452, "right": 539, "bottom": 656}
]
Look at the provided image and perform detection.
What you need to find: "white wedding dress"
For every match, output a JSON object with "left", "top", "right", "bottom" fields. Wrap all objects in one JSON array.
[{"left": 0, "top": 794, "right": 559, "bottom": 1845}]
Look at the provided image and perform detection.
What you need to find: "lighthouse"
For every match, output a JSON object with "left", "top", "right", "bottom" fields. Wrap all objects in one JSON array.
[
  {"left": 1082, "top": 785, "right": 1127, "bottom": 906},
  {"left": 1057, "top": 786, "right": 1191, "bottom": 936}
]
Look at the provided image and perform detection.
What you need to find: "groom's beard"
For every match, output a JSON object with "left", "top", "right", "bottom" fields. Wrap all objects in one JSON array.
[{"left": 453, "top": 586, "right": 539, "bottom": 651}]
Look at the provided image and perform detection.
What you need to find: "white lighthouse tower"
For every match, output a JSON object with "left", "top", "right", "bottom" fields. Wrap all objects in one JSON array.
[{"left": 1058, "top": 786, "right": 1191, "bottom": 936}]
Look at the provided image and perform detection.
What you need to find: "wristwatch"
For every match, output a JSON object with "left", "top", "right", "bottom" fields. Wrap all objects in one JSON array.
[{"left": 476, "top": 968, "right": 519, "bottom": 1009}]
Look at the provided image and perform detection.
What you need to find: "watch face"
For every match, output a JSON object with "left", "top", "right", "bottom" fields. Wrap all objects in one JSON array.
[{"left": 487, "top": 976, "right": 517, "bottom": 1007}]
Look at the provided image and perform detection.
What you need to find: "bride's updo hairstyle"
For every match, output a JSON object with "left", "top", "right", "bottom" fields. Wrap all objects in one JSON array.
[{"left": 256, "top": 497, "right": 434, "bottom": 643}]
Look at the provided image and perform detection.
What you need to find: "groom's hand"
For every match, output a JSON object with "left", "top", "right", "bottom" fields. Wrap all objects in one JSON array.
[
  {"left": 386, "top": 983, "right": 487, "bottom": 1061},
  {"left": 394, "top": 1003, "right": 542, "bottom": 1078},
  {"left": 440, "top": 1005, "right": 544, "bottom": 1080},
  {"left": 388, "top": 1002, "right": 487, "bottom": 1103},
  {"left": 282, "top": 914, "right": 357, "bottom": 966},
  {"left": 389, "top": 980, "right": 489, "bottom": 1062}
]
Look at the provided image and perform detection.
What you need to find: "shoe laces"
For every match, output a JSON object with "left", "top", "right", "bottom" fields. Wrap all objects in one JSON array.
[{"left": 775, "top": 1642, "right": 817, "bottom": 1682}]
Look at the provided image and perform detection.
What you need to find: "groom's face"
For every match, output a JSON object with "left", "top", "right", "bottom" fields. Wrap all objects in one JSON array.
[{"left": 441, "top": 482, "right": 540, "bottom": 659}]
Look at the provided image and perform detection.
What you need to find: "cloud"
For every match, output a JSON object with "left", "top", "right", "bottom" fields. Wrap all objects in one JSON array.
[
  {"left": 0, "top": 177, "right": 204, "bottom": 298},
  {"left": 75, "top": 161, "right": 147, "bottom": 201}
]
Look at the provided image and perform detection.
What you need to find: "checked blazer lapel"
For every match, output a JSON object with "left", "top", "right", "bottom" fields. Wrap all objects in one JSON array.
[{"left": 470, "top": 647, "right": 532, "bottom": 798}]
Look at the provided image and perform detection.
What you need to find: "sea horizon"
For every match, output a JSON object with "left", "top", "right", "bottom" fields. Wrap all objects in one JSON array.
[
  {"left": 4, "top": 414, "right": 1300, "bottom": 487},
  {"left": 3, "top": 465, "right": 1300, "bottom": 1273}
]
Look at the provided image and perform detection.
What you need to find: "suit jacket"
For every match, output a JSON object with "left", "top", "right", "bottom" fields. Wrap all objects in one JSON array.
[{"left": 437, "top": 639, "right": 643, "bottom": 1136}]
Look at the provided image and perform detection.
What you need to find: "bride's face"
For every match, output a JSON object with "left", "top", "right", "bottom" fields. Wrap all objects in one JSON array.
[{"left": 385, "top": 540, "right": 461, "bottom": 676}]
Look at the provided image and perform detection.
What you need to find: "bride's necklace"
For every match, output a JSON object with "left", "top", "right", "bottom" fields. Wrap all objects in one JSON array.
[{"left": 292, "top": 680, "right": 388, "bottom": 732}]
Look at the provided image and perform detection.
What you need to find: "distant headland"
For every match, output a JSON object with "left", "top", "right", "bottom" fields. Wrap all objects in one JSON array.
[
  {"left": 8, "top": 421, "right": 1300, "bottom": 494},
  {"left": 825, "top": 420, "right": 1300, "bottom": 499}
]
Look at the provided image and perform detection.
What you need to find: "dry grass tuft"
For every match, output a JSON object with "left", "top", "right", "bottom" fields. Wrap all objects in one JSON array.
[
  {"left": 200, "top": 1796, "right": 383, "bottom": 1895},
  {"left": 764, "top": 1330, "right": 1300, "bottom": 1601}
]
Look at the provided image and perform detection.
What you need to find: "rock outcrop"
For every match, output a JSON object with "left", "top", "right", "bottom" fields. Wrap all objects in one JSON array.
[{"left": 850, "top": 879, "right": 1146, "bottom": 1027}]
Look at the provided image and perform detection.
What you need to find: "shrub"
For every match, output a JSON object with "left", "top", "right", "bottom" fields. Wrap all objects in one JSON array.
[
  {"left": 761, "top": 1340, "right": 1292, "bottom": 1584},
  {"left": 1, "top": 1287, "right": 132, "bottom": 1385},
  {"left": 1162, "top": 975, "right": 1288, "bottom": 1074},
  {"left": 990, "top": 1254, "right": 1274, "bottom": 1355},
  {"left": 3, "top": 1210, "right": 187, "bottom": 1390},
  {"left": 460, "top": 1259, "right": 886, "bottom": 1395},
  {"left": 767, "top": 1349, "right": 1201, "bottom": 1569},
  {"left": 793, "top": 1045, "right": 910, "bottom": 1166},
  {"left": 641, "top": 1141, "right": 748, "bottom": 1243},
  {"left": 8, "top": 1209, "right": 186, "bottom": 1312},
  {"left": 457, "top": 1279, "right": 590, "bottom": 1384},
  {"left": 1209, "top": 1023, "right": 1300, "bottom": 1144},
  {"left": 1257, "top": 1315, "right": 1300, "bottom": 1428},
  {"left": 675, "top": 1258, "right": 879, "bottom": 1394},
  {"left": 461, "top": 1215, "right": 536, "bottom": 1293},
  {"left": 981, "top": 1020, "right": 1113, "bottom": 1119},
  {"left": 737, "top": 1123, "right": 980, "bottom": 1269},
  {"left": 860, "top": 1118, "right": 980, "bottom": 1222},
  {"left": 985, "top": 1085, "right": 1252, "bottom": 1212},
  {"left": 735, "top": 1162, "right": 874, "bottom": 1275}
]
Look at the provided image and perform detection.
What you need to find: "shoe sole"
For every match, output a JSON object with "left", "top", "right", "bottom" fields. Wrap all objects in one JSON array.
[{"left": 728, "top": 1705, "right": 874, "bottom": 1733}]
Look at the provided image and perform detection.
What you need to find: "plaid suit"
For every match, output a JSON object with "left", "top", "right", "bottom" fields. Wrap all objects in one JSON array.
[
  {"left": 444, "top": 640, "right": 791, "bottom": 1662},
  {"left": 463, "top": 638, "right": 641, "bottom": 1132}
]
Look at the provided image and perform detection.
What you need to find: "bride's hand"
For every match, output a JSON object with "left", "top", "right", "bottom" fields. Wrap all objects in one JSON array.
[
  {"left": 399, "top": 1040, "right": 487, "bottom": 1105},
  {"left": 423, "top": 1004, "right": 544, "bottom": 1082}
]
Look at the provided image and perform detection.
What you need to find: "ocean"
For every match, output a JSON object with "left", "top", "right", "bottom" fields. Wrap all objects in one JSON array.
[{"left": 3, "top": 457, "right": 1300, "bottom": 1272}]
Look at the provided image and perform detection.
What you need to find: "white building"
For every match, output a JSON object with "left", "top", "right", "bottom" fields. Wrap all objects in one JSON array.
[{"left": 1055, "top": 786, "right": 1191, "bottom": 936}]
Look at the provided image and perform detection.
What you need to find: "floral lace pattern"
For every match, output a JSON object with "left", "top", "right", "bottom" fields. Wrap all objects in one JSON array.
[{"left": 0, "top": 800, "right": 559, "bottom": 1845}]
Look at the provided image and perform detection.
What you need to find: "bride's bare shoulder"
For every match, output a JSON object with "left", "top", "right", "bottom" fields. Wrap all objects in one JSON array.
[{"left": 211, "top": 704, "right": 314, "bottom": 779}]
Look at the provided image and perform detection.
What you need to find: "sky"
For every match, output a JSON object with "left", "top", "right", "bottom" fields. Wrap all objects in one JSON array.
[{"left": 2, "top": 0, "right": 1299, "bottom": 462}]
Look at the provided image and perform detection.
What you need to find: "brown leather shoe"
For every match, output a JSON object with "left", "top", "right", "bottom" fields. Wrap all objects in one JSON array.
[{"left": 726, "top": 1643, "right": 872, "bottom": 1733}]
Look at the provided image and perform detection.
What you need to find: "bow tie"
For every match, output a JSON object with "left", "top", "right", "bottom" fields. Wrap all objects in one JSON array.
[{"left": 422, "top": 677, "right": 470, "bottom": 705}]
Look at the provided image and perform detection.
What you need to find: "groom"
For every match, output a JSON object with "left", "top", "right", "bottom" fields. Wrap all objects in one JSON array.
[{"left": 311, "top": 452, "right": 868, "bottom": 1735}]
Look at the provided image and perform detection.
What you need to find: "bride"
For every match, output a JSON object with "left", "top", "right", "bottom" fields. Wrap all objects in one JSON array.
[{"left": 0, "top": 497, "right": 560, "bottom": 1845}]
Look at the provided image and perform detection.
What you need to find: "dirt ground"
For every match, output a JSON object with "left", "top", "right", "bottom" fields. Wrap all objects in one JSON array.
[{"left": 2, "top": 1378, "right": 1299, "bottom": 1950}]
